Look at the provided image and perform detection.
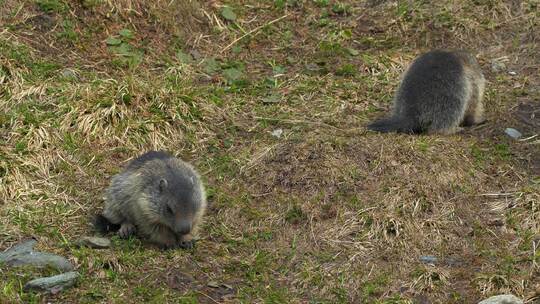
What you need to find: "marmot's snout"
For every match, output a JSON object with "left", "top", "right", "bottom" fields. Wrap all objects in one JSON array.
[{"left": 174, "top": 221, "right": 192, "bottom": 235}]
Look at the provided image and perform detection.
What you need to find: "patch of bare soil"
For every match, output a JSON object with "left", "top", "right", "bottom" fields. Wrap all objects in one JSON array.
[
  {"left": 514, "top": 100, "right": 540, "bottom": 175},
  {"left": 515, "top": 100, "right": 540, "bottom": 131},
  {"left": 162, "top": 267, "right": 236, "bottom": 303}
]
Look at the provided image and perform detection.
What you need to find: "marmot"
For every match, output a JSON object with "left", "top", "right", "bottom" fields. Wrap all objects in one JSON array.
[
  {"left": 94, "top": 151, "right": 207, "bottom": 249},
  {"left": 367, "top": 49, "right": 485, "bottom": 134}
]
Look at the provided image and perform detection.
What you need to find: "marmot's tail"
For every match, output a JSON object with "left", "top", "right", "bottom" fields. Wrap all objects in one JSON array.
[
  {"left": 93, "top": 214, "right": 121, "bottom": 234},
  {"left": 367, "top": 116, "right": 419, "bottom": 134}
]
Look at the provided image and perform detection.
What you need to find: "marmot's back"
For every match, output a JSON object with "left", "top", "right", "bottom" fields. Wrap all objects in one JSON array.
[{"left": 367, "top": 49, "right": 485, "bottom": 135}]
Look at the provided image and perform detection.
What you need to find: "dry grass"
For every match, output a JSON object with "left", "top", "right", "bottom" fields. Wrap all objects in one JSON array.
[{"left": 1, "top": 0, "right": 539, "bottom": 303}]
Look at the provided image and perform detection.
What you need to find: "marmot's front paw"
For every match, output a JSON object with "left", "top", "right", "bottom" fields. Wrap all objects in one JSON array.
[{"left": 118, "top": 223, "right": 136, "bottom": 238}]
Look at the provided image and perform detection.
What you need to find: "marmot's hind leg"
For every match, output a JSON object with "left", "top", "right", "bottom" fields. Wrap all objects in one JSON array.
[
  {"left": 426, "top": 108, "right": 465, "bottom": 135},
  {"left": 461, "top": 63, "right": 486, "bottom": 127},
  {"left": 462, "top": 100, "right": 485, "bottom": 126},
  {"left": 462, "top": 77, "right": 486, "bottom": 126}
]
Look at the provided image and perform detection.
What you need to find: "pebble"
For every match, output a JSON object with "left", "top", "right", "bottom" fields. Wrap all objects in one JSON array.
[
  {"left": 74, "top": 236, "right": 111, "bottom": 249},
  {"left": 478, "top": 294, "right": 523, "bottom": 304},
  {"left": 505, "top": 128, "right": 522, "bottom": 139},
  {"left": 419, "top": 255, "right": 438, "bottom": 264},
  {"left": 491, "top": 61, "right": 507, "bottom": 73},
  {"left": 61, "top": 68, "right": 78, "bottom": 80},
  {"left": 24, "top": 271, "right": 79, "bottom": 294},
  {"left": 271, "top": 129, "right": 283, "bottom": 138}
]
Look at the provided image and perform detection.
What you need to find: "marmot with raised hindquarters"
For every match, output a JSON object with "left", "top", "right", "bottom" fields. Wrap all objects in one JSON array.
[
  {"left": 367, "top": 49, "right": 485, "bottom": 134},
  {"left": 94, "top": 151, "right": 206, "bottom": 249}
]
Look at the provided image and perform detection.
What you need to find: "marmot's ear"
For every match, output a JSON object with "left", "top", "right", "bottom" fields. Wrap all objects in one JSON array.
[{"left": 159, "top": 179, "right": 168, "bottom": 192}]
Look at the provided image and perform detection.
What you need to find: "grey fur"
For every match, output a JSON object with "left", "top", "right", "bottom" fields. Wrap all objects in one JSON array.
[
  {"left": 99, "top": 151, "right": 206, "bottom": 249},
  {"left": 367, "top": 49, "right": 486, "bottom": 134}
]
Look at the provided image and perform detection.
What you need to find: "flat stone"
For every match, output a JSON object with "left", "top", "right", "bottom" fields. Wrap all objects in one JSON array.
[
  {"left": 490, "top": 61, "right": 507, "bottom": 73},
  {"left": 24, "top": 271, "right": 79, "bottom": 294},
  {"left": 61, "top": 68, "right": 78, "bottom": 80},
  {"left": 0, "top": 239, "right": 37, "bottom": 261},
  {"left": 478, "top": 294, "right": 523, "bottom": 304},
  {"left": 74, "top": 236, "right": 111, "bottom": 249},
  {"left": 3, "top": 251, "right": 73, "bottom": 272},
  {"left": 504, "top": 128, "right": 522, "bottom": 139},
  {"left": 419, "top": 255, "right": 437, "bottom": 264}
]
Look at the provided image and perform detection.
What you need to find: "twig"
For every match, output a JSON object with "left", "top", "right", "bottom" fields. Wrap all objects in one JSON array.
[
  {"left": 480, "top": 192, "right": 519, "bottom": 198},
  {"left": 519, "top": 134, "right": 538, "bottom": 142},
  {"left": 221, "top": 14, "right": 290, "bottom": 53}
]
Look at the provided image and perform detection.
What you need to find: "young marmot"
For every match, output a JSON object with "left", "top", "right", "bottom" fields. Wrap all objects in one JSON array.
[
  {"left": 367, "top": 49, "right": 485, "bottom": 134},
  {"left": 94, "top": 151, "right": 206, "bottom": 249}
]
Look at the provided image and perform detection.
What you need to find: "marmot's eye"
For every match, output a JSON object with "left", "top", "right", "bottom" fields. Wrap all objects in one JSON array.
[{"left": 166, "top": 206, "right": 173, "bottom": 215}]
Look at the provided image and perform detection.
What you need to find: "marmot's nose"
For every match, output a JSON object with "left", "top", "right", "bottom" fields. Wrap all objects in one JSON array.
[{"left": 175, "top": 222, "right": 192, "bottom": 235}]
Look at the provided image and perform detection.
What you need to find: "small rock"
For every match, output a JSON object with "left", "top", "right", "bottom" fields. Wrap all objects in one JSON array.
[
  {"left": 24, "top": 271, "right": 79, "bottom": 294},
  {"left": 190, "top": 50, "right": 202, "bottom": 61},
  {"left": 490, "top": 61, "right": 507, "bottom": 73},
  {"left": 419, "top": 255, "right": 437, "bottom": 264},
  {"left": 478, "top": 294, "right": 523, "bottom": 304},
  {"left": 271, "top": 129, "right": 283, "bottom": 138},
  {"left": 4, "top": 252, "right": 74, "bottom": 272},
  {"left": 0, "top": 239, "right": 37, "bottom": 261},
  {"left": 505, "top": 128, "right": 522, "bottom": 139},
  {"left": 443, "top": 256, "right": 464, "bottom": 267},
  {"left": 61, "top": 68, "right": 78, "bottom": 80},
  {"left": 74, "top": 236, "right": 111, "bottom": 249}
]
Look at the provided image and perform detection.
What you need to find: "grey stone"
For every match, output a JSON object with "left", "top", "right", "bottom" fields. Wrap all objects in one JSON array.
[
  {"left": 505, "top": 128, "right": 522, "bottom": 139},
  {"left": 419, "top": 255, "right": 437, "bottom": 264},
  {"left": 0, "top": 239, "right": 37, "bottom": 261},
  {"left": 3, "top": 251, "right": 74, "bottom": 272},
  {"left": 490, "top": 61, "right": 507, "bottom": 73},
  {"left": 61, "top": 68, "right": 78, "bottom": 80},
  {"left": 74, "top": 236, "right": 111, "bottom": 249},
  {"left": 478, "top": 294, "right": 523, "bottom": 304},
  {"left": 443, "top": 256, "right": 464, "bottom": 267},
  {"left": 271, "top": 129, "right": 283, "bottom": 138},
  {"left": 24, "top": 271, "right": 79, "bottom": 294}
]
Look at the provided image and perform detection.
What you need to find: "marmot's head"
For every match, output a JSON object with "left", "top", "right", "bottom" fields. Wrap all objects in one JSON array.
[{"left": 142, "top": 162, "right": 205, "bottom": 235}]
